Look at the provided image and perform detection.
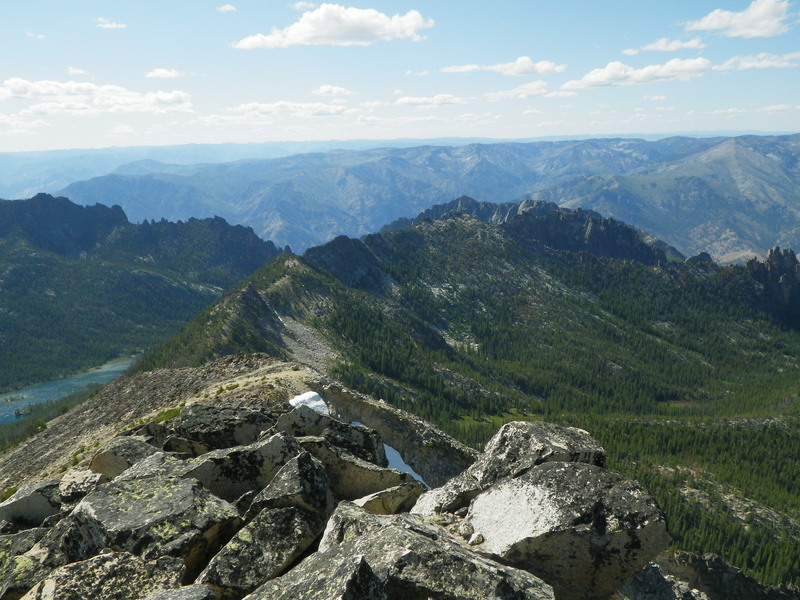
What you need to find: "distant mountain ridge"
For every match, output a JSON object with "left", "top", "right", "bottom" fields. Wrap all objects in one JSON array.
[
  {"left": 55, "top": 134, "right": 800, "bottom": 261},
  {"left": 0, "top": 194, "right": 281, "bottom": 391}
]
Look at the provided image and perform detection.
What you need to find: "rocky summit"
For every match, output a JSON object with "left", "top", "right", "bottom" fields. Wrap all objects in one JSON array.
[
  {"left": 0, "top": 356, "right": 681, "bottom": 599},
  {"left": 0, "top": 356, "right": 794, "bottom": 600}
]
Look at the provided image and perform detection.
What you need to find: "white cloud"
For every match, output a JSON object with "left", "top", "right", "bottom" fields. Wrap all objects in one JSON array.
[
  {"left": 757, "top": 104, "right": 798, "bottom": 113},
  {"left": 95, "top": 17, "right": 127, "bottom": 29},
  {"left": 685, "top": 0, "right": 790, "bottom": 38},
  {"left": 485, "top": 80, "right": 576, "bottom": 101},
  {"left": 0, "top": 113, "right": 48, "bottom": 133},
  {"left": 312, "top": 84, "right": 353, "bottom": 96},
  {"left": 68, "top": 67, "right": 88, "bottom": 76},
  {"left": 359, "top": 100, "right": 387, "bottom": 108},
  {"left": 715, "top": 51, "right": 800, "bottom": 70},
  {"left": 706, "top": 107, "right": 747, "bottom": 117},
  {"left": 293, "top": 1, "right": 316, "bottom": 9},
  {"left": 643, "top": 95, "right": 667, "bottom": 101},
  {"left": 217, "top": 4, "right": 237, "bottom": 12},
  {"left": 25, "top": 31, "right": 45, "bottom": 40},
  {"left": 642, "top": 37, "right": 706, "bottom": 52},
  {"left": 204, "top": 101, "right": 349, "bottom": 124},
  {"left": 146, "top": 68, "right": 183, "bottom": 79},
  {"left": 622, "top": 48, "right": 639, "bottom": 56},
  {"left": 562, "top": 57, "right": 711, "bottom": 89},
  {"left": 0, "top": 78, "right": 192, "bottom": 116},
  {"left": 233, "top": 3, "right": 433, "bottom": 49},
  {"left": 441, "top": 56, "right": 566, "bottom": 76},
  {"left": 395, "top": 94, "right": 465, "bottom": 107}
]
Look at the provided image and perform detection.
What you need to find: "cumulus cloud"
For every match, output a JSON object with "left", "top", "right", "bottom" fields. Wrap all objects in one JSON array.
[
  {"left": 643, "top": 95, "right": 667, "bottom": 101},
  {"left": 757, "top": 104, "right": 797, "bottom": 113},
  {"left": 0, "top": 78, "right": 192, "bottom": 116},
  {"left": 217, "top": 4, "right": 237, "bottom": 12},
  {"left": 715, "top": 51, "right": 800, "bottom": 70},
  {"left": 562, "top": 57, "right": 711, "bottom": 89},
  {"left": 395, "top": 94, "right": 465, "bottom": 107},
  {"left": 25, "top": 31, "right": 45, "bottom": 40},
  {"left": 706, "top": 107, "right": 747, "bottom": 117},
  {"left": 95, "top": 17, "right": 127, "bottom": 29},
  {"left": 232, "top": 3, "right": 433, "bottom": 49},
  {"left": 293, "top": 1, "right": 316, "bottom": 9},
  {"left": 441, "top": 56, "right": 566, "bottom": 76},
  {"left": 685, "top": 0, "right": 790, "bottom": 38},
  {"left": 485, "top": 81, "right": 576, "bottom": 101},
  {"left": 644, "top": 37, "right": 706, "bottom": 52},
  {"left": 312, "top": 84, "right": 354, "bottom": 96},
  {"left": 146, "top": 68, "right": 183, "bottom": 79},
  {"left": 68, "top": 67, "right": 88, "bottom": 76},
  {"left": 202, "top": 101, "right": 349, "bottom": 124}
]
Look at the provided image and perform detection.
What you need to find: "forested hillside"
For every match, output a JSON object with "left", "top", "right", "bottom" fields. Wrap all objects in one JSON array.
[
  {"left": 137, "top": 200, "right": 800, "bottom": 588},
  {"left": 0, "top": 194, "right": 281, "bottom": 391}
]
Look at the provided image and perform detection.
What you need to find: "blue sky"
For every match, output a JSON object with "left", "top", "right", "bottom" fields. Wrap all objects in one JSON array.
[{"left": 1, "top": 0, "right": 799, "bottom": 151}]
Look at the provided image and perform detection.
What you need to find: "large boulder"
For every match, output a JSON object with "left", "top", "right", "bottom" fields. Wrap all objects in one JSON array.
[
  {"left": 297, "top": 436, "right": 416, "bottom": 501},
  {"left": 162, "top": 403, "right": 275, "bottom": 450},
  {"left": 181, "top": 433, "right": 304, "bottom": 502},
  {"left": 19, "top": 552, "right": 183, "bottom": 600},
  {"left": 243, "top": 554, "right": 386, "bottom": 600},
  {"left": 143, "top": 585, "right": 217, "bottom": 600},
  {"left": 89, "top": 436, "right": 161, "bottom": 480},
  {"left": 617, "top": 562, "right": 710, "bottom": 600},
  {"left": 198, "top": 452, "right": 335, "bottom": 598},
  {"left": 413, "top": 421, "right": 605, "bottom": 515},
  {"left": 275, "top": 405, "right": 387, "bottom": 466},
  {"left": 58, "top": 469, "right": 106, "bottom": 511},
  {"left": 244, "top": 451, "right": 334, "bottom": 520},
  {"left": 462, "top": 461, "right": 670, "bottom": 600},
  {"left": 0, "top": 527, "right": 48, "bottom": 598},
  {"left": 247, "top": 502, "right": 555, "bottom": 600},
  {"left": 353, "top": 482, "right": 424, "bottom": 515},
  {"left": 198, "top": 506, "right": 324, "bottom": 599},
  {"left": 0, "top": 480, "right": 61, "bottom": 529},
  {"left": 33, "top": 476, "right": 241, "bottom": 583}
]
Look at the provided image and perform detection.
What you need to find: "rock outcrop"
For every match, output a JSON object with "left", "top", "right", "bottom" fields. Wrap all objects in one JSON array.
[{"left": 0, "top": 374, "right": 674, "bottom": 600}]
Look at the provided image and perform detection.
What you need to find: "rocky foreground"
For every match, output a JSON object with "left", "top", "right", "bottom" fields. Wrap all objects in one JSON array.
[{"left": 0, "top": 356, "right": 793, "bottom": 600}]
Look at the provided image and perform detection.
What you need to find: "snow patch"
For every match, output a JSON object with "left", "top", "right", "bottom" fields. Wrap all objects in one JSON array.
[
  {"left": 289, "top": 391, "right": 329, "bottom": 415},
  {"left": 352, "top": 421, "right": 426, "bottom": 486}
]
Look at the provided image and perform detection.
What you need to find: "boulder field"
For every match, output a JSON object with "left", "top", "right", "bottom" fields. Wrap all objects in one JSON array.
[{"left": 0, "top": 364, "right": 757, "bottom": 600}]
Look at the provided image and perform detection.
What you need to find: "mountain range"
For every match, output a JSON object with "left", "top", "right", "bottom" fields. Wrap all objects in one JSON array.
[
  {"left": 53, "top": 133, "right": 800, "bottom": 261},
  {"left": 0, "top": 194, "right": 281, "bottom": 391}
]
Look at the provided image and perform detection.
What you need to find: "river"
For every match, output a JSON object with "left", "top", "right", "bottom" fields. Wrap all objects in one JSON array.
[{"left": 0, "top": 356, "right": 138, "bottom": 426}]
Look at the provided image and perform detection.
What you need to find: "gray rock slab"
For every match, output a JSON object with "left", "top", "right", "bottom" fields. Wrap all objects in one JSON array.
[
  {"left": 19, "top": 552, "right": 183, "bottom": 600},
  {"left": 0, "top": 480, "right": 61, "bottom": 528},
  {"left": 352, "top": 482, "right": 424, "bottom": 515},
  {"left": 413, "top": 420, "right": 606, "bottom": 515},
  {"left": 298, "top": 436, "right": 415, "bottom": 501},
  {"left": 198, "top": 506, "right": 324, "bottom": 598},
  {"left": 275, "top": 405, "right": 387, "bottom": 466},
  {"left": 89, "top": 435, "right": 161, "bottom": 480},
  {"left": 464, "top": 461, "right": 670, "bottom": 600},
  {"left": 35, "top": 476, "right": 241, "bottom": 582},
  {"left": 244, "top": 451, "right": 334, "bottom": 521},
  {"left": 253, "top": 502, "right": 554, "bottom": 600}
]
